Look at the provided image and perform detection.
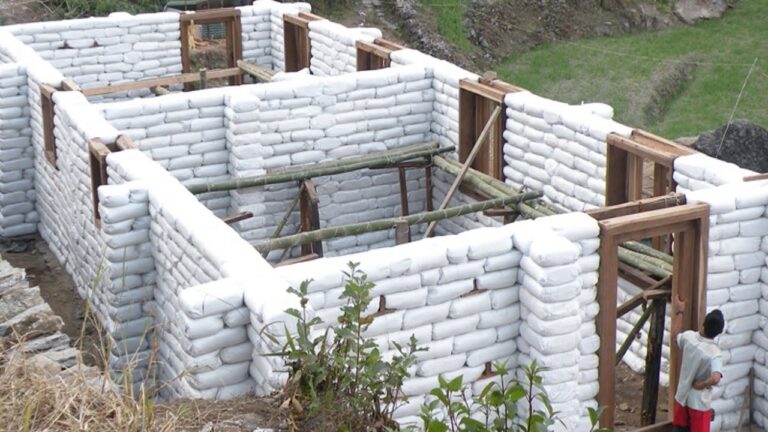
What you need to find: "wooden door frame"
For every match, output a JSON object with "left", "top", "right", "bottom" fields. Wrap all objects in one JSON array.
[
  {"left": 180, "top": 8, "right": 243, "bottom": 89},
  {"left": 356, "top": 38, "right": 405, "bottom": 71},
  {"left": 592, "top": 202, "right": 709, "bottom": 428}
]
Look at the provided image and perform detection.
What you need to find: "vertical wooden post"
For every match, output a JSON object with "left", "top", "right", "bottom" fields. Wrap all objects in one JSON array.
[
  {"left": 425, "top": 165, "right": 433, "bottom": 212},
  {"left": 299, "top": 180, "right": 322, "bottom": 257},
  {"left": 652, "top": 163, "right": 671, "bottom": 252},
  {"left": 200, "top": 68, "right": 208, "bottom": 89},
  {"left": 398, "top": 166, "right": 410, "bottom": 217},
  {"left": 641, "top": 298, "right": 666, "bottom": 425},
  {"left": 627, "top": 153, "right": 644, "bottom": 201},
  {"left": 597, "top": 233, "right": 619, "bottom": 428},
  {"left": 395, "top": 220, "right": 410, "bottom": 244}
]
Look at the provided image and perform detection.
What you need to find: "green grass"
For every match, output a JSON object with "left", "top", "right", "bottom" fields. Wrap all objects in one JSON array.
[
  {"left": 494, "top": 1, "right": 768, "bottom": 138},
  {"left": 420, "top": 0, "right": 475, "bottom": 52}
]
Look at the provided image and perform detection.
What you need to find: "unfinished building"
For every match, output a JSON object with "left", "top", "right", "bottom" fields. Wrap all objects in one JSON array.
[{"left": 0, "top": 2, "right": 765, "bottom": 430}]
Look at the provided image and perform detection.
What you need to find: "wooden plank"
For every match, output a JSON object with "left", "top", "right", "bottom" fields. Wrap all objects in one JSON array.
[
  {"left": 374, "top": 38, "right": 406, "bottom": 51},
  {"left": 80, "top": 68, "right": 242, "bottom": 96},
  {"left": 599, "top": 203, "right": 709, "bottom": 237},
  {"left": 588, "top": 193, "right": 687, "bottom": 221},
  {"left": 179, "top": 18, "right": 191, "bottom": 90},
  {"left": 284, "top": 13, "right": 313, "bottom": 28},
  {"left": 605, "top": 141, "right": 629, "bottom": 206},
  {"left": 743, "top": 172, "right": 768, "bottom": 182},
  {"left": 459, "top": 79, "right": 507, "bottom": 104},
  {"left": 597, "top": 234, "right": 619, "bottom": 428},
  {"left": 642, "top": 298, "right": 666, "bottom": 426},
  {"left": 627, "top": 153, "right": 644, "bottom": 201},
  {"left": 425, "top": 165, "right": 433, "bottom": 212},
  {"left": 88, "top": 139, "right": 111, "bottom": 225},
  {"left": 40, "top": 84, "right": 57, "bottom": 167},
  {"left": 631, "top": 129, "right": 696, "bottom": 156},
  {"left": 238, "top": 60, "right": 275, "bottom": 82},
  {"left": 115, "top": 135, "right": 137, "bottom": 151},
  {"left": 299, "top": 179, "right": 322, "bottom": 257},
  {"left": 614, "top": 220, "right": 695, "bottom": 244},
  {"left": 179, "top": 8, "right": 240, "bottom": 24},
  {"left": 607, "top": 133, "right": 678, "bottom": 166},
  {"left": 652, "top": 163, "right": 670, "bottom": 251},
  {"left": 61, "top": 79, "right": 81, "bottom": 91},
  {"left": 618, "top": 262, "right": 658, "bottom": 289},
  {"left": 298, "top": 11, "right": 325, "bottom": 21},
  {"left": 222, "top": 211, "right": 254, "bottom": 224}
]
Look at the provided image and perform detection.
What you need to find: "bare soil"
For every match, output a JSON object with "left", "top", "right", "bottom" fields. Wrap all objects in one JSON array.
[{"left": 614, "top": 363, "right": 670, "bottom": 431}]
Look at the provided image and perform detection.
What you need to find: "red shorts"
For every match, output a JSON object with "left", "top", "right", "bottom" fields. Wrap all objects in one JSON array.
[{"left": 673, "top": 401, "right": 712, "bottom": 432}]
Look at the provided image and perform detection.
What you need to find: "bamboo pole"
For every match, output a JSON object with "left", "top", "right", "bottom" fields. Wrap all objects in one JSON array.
[
  {"left": 616, "top": 302, "right": 655, "bottom": 365},
  {"left": 423, "top": 105, "right": 502, "bottom": 238},
  {"left": 187, "top": 142, "right": 450, "bottom": 194},
  {"left": 255, "top": 192, "right": 541, "bottom": 253}
]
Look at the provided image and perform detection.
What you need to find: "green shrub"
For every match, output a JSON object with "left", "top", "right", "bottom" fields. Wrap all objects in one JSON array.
[{"left": 271, "top": 262, "right": 423, "bottom": 431}]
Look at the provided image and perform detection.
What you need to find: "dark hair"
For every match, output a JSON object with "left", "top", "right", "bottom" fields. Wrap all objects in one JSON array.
[{"left": 703, "top": 309, "right": 725, "bottom": 339}]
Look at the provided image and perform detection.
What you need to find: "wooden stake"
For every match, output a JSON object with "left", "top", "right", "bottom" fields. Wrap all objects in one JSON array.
[
  {"left": 423, "top": 105, "right": 502, "bottom": 238},
  {"left": 398, "top": 167, "right": 410, "bottom": 217},
  {"left": 615, "top": 302, "right": 655, "bottom": 366},
  {"left": 200, "top": 68, "right": 208, "bottom": 90},
  {"left": 641, "top": 298, "right": 666, "bottom": 426}
]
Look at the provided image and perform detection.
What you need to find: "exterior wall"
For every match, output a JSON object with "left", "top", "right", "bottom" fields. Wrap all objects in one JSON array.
[
  {"left": 239, "top": 3, "right": 274, "bottom": 67},
  {"left": 674, "top": 152, "right": 756, "bottom": 192},
  {"left": 4, "top": 13, "right": 181, "bottom": 92},
  {"left": 503, "top": 91, "right": 632, "bottom": 211},
  {"left": 0, "top": 63, "right": 36, "bottom": 237},
  {"left": 268, "top": 2, "right": 311, "bottom": 72}
]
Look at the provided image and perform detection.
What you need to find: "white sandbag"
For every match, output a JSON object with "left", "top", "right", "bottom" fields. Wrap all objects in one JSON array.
[
  {"left": 475, "top": 268, "right": 517, "bottom": 290},
  {"left": 520, "top": 257, "right": 580, "bottom": 286},
  {"left": 182, "top": 314, "right": 224, "bottom": 340},
  {"left": 478, "top": 304, "right": 520, "bottom": 328},
  {"left": 186, "top": 326, "right": 248, "bottom": 356},
  {"left": 414, "top": 336, "right": 454, "bottom": 361},
  {"left": 223, "top": 307, "right": 250, "bottom": 327},
  {"left": 527, "top": 346, "right": 580, "bottom": 369},
  {"left": 727, "top": 315, "right": 761, "bottom": 334},
  {"left": 520, "top": 323, "right": 579, "bottom": 354},
  {"left": 432, "top": 314, "right": 479, "bottom": 340},
  {"left": 416, "top": 353, "right": 466, "bottom": 377},
  {"left": 363, "top": 310, "right": 404, "bottom": 338},
  {"left": 220, "top": 342, "right": 253, "bottom": 364},
  {"left": 385, "top": 287, "right": 428, "bottom": 309},
  {"left": 484, "top": 250, "right": 523, "bottom": 272},
  {"left": 720, "top": 299, "right": 759, "bottom": 320},
  {"left": 180, "top": 278, "right": 244, "bottom": 318},
  {"left": 519, "top": 288, "right": 579, "bottom": 320},
  {"left": 579, "top": 334, "right": 600, "bottom": 354},
  {"left": 453, "top": 328, "right": 497, "bottom": 353},
  {"left": 718, "top": 331, "right": 753, "bottom": 350},
  {"left": 402, "top": 302, "right": 450, "bottom": 328},
  {"left": 449, "top": 291, "right": 491, "bottom": 318},
  {"left": 438, "top": 260, "right": 485, "bottom": 284},
  {"left": 460, "top": 228, "right": 513, "bottom": 259},
  {"left": 402, "top": 375, "right": 439, "bottom": 396},
  {"left": 427, "top": 278, "right": 474, "bottom": 305},
  {"left": 527, "top": 235, "right": 580, "bottom": 266},
  {"left": 521, "top": 274, "right": 581, "bottom": 303},
  {"left": 525, "top": 312, "right": 581, "bottom": 337},
  {"left": 536, "top": 212, "right": 600, "bottom": 241},
  {"left": 466, "top": 340, "right": 516, "bottom": 367},
  {"left": 497, "top": 322, "right": 521, "bottom": 341},
  {"left": 371, "top": 274, "right": 421, "bottom": 297},
  {"left": 190, "top": 362, "right": 249, "bottom": 390},
  {"left": 491, "top": 286, "right": 520, "bottom": 309}
]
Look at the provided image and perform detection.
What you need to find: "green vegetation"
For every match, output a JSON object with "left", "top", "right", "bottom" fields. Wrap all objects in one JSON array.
[
  {"left": 495, "top": 1, "right": 768, "bottom": 138},
  {"left": 48, "top": 0, "right": 164, "bottom": 18},
  {"left": 420, "top": 0, "right": 475, "bottom": 52}
]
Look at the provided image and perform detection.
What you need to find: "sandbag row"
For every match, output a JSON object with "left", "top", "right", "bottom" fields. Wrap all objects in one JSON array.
[
  {"left": 223, "top": 65, "right": 433, "bottom": 252},
  {"left": 390, "top": 49, "right": 480, "bottom": 151},
  {"left": 95, "top": 90, "right": 231, "bottom": 216},
  {"left": 431, "top": 168, "right": 502, "bottom": 236},
  {"left": 5, "top": 12, "right": 181, "bottom": 90},
  {"left": 308, "top": 19, "right": 381, "bottom": 76},
  {"left": 269, "top": 2, "right": 312, "bottom": 71},
  {"left": 0, "top": 63, "right": 36, "bottom": 237},
  {"left": 503, "top": 91, "right": 633, "bottom": 212},
  {"left": 674, "top": 152, "right": 755, "bottom": 193}
]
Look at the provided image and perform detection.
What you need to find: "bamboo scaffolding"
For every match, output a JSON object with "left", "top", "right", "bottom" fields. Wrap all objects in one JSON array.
[
  {"left": 187, "top": 142, "right": 451, "bottom": 194},
  {"left": 255, "top": 192, "right": 541, "bottom": 253}
]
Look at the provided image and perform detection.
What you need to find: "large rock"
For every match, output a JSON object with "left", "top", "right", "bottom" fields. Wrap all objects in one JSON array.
[
  {"left": 673, "top": 0, "right": 728, "bottom": 24},
  {"left": 693, "top": 120, "right": 768, "bottom": 173}
]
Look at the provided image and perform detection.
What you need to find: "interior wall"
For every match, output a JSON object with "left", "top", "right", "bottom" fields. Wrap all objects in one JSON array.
[{"left": 307, "top": 19, "right": 381, "bottom": 76}]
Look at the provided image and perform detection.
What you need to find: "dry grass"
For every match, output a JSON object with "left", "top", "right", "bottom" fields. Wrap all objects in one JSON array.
[{"left": 0, "top": 347, "right": 177, "bottom": 432}]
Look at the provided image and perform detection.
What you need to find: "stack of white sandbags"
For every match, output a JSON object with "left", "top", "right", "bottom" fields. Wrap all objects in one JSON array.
[
  {"left": 5, "top": 13, "right": 181, "bottom": 89},
  {"left": 503, "top": 91, "right": 632, "bottom": 211},
  {"left": 96, "top": 89, "right": 231, "bottom": 216},
  {"left": 390, "top": 49, "right": 480, "bottom": 151},
  {"left": 0, "top": 64, "right": 37, "bottom": 237},
  {"left": 268, "top": 224, "right": 526, "bottom": 424},
  {"left": 514, "top": 212, "right": 600, "bottom": 431},
  {"left": 674, "top": 153, "right": 756, "bottom": 193},
  {"left": 223, "top": 66, "right": 433, "bottom": 253},
  {"left": 268, "top": 2, "right": 311, "bottom": 71},
  {"left": 308, "top": 19, "right": 381, "bottom": 76},
  {"left": 686, "top": 182, "right": 767, "bottom": 431},
  {"left": 239, "top": 2, "right": 274, "bottom": 67},
  {"left": 97, "top": 182, "right": 155, "bottom": 391}
]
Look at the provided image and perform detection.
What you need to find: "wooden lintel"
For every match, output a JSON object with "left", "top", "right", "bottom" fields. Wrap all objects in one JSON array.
[
  {"left": 607, "top": 133, "right": 679, "bottom": 167},
  {"left": 80, "top": 68, "right": 242, "bottom": 97},
  {"left": 587, "top": 193, "right": 687, "bottom": 221},
  {"left": 115, "top": 135, "right": 137, "bottom": 151},
  {"left": 356, "top": 40, "right": 393, "bottom": 58},
  {"left": 631, "top": 129, "right": 696, "bottom": 157},
  {"left": 179, "top": 8, "right": 240, "bottom": 24},
  {"left": 298, "top": 11, "right": 325, "bottom": 21},
  {"left": 743, "top": 173, "right": 768, "bottom": 182},
  {"left": 373, "top": 38, "right": 405, "bottom": 51},
  {"left": 284, "top": 13, "right": 314, "bottom": 28},
  {"left": 222, "top": 211, "right": 254, "bottom": 225},
  {"left": 601, "top": 203, "right": 709, "bottom": 238},
  {"left": 61, "top": 79, "right": 81, "bottom": 92},
  {"left": 237, "top": 60, "right": 275, "bottom": 82},
  {"left": 459, "top": 79, "right": 520, "bottom": 104}
]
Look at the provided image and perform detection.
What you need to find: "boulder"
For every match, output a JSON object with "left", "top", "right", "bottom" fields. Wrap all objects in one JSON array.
[
  {"left": 673, "top": 0, "right": 728, "bottom": 24},
  {"left": 693, "top": 120, "right": 768, "bottom": 173}
]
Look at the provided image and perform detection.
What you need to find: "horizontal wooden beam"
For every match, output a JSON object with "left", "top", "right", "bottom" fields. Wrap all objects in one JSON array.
[
  {"left": 275, "top": 253, "right": 320, "bottom": 267},
  {"left": 607, "top": 133, "right": 681, "bottom": 166},
  {"left": 744, "top": 173, "right": 768, "bottom": 182},
  {"left": 222, "top": 211, "right": 254, "bottom": 225},
  {"left": 459, "top": 79, "right": 522, "bottom": 104},
  {"left": 631, "top": 129, "right": 696, "bottom": 157},
  {"left": 179, "top": 8, "right": 240, "bottom": 24},
  {"left": 80, "top": 68, "right": 242, "bottom": 96},
  {"left": 586, "top": 193, "right": 687, "bottom": 221},
  {"left": 237, "top": 60, "right": 274, "bottom": 82},
  {"left": 373, "top": 38, "right": 406, "bottom": 51}
]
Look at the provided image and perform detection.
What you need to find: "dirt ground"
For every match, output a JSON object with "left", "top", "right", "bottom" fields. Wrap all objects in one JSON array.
[{"left": 614, "top": 363, "right": 670, "bottom": 431}]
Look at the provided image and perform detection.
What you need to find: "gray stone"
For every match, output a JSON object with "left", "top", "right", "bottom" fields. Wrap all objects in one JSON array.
[
  {"left": 693, "top": 119, "right": 768, "bottom": 172},
  {"left": 673, "top": 0, "right": 728, "bottom": 24},
  {"left": 0, "top": 285, "right": 42, "bottom": 321}
]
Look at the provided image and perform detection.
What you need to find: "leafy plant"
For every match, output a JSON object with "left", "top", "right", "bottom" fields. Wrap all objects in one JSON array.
[
  {"left": 271, "top": 262, "right": 423, "bottom": 431},
  {"left": 418, "top": 361, "right": 610, "bottom": 432}
]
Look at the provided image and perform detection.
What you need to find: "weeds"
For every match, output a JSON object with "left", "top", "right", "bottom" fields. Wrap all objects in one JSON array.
[
  {"left": 270, "top": 262, "right": 422, "bottom": 431},
  {"left": 46, "top": 0, "right": 164, "bottom": 18}
]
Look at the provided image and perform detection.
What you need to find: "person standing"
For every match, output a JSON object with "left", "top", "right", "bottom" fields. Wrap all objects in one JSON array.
[{"left": 671, "top": 301, "right": 725, "bottom": 432}]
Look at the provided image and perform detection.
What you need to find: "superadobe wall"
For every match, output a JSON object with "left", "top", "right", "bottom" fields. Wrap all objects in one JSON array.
[{"left": 250, "top": 212, "right": 601, "bottom": 429}]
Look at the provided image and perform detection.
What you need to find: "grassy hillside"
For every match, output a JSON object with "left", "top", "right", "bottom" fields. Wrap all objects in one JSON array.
[
  {"left": 419, "top": 0, "right": 474, "bottom": 51},
  {"left": 495, "top": 1, "right": 768, "bottom": 138}
]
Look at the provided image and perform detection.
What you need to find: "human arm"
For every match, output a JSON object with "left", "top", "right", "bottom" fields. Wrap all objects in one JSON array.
[{"left": 692, "top": 355, "right": 723, "bottom": 390}]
